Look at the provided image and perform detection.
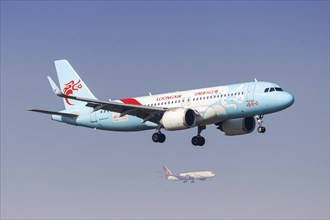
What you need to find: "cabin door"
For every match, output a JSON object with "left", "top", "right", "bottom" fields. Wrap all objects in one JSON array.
[{"left": 246, "top": 84, "right": 256, "bottom": 101}]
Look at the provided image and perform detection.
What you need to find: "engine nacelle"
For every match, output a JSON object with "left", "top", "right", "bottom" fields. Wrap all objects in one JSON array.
[
  {"left": 217, "top": 117, "right": 256, "bottom": 136},
  {"left": 160, "top": 108, "right": 196, "bottom": 131}
]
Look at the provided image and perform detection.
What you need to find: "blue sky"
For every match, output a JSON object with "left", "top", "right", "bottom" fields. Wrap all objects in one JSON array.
[{"left": 1, "top": 1, "right": 329, "bottom": 219}]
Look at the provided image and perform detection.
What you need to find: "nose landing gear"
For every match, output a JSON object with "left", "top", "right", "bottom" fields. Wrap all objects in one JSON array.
[
  {"left": 255, "top": 115, "right": 266, "bottom": 133},
  {"left": 191, "top": 125, "right": 206, "bottom": 146},
  {"left": 257, "top": 126, "right": 266, "bottom": 133}
]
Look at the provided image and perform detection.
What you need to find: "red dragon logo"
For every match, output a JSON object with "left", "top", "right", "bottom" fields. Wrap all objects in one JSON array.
[{"left": 63, "top": 79, "right": 82, "bottom": 106}]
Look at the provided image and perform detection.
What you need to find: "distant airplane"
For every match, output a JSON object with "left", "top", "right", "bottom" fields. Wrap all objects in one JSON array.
[
  {"left": 162, "top": 165, "right": 215, "bottom": 183},
  {"left": 29, "top": 60, "right": 294, "bottom": 146}
]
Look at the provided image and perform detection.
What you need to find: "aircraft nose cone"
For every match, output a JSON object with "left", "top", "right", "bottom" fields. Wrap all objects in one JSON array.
[{"left": 282, "top": 92, "right": 295, "bottom": 108}]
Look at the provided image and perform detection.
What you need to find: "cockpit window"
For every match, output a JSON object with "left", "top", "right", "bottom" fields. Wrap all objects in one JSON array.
[{"left": 264, "top": 87, "right": 284, "bottom": 92}]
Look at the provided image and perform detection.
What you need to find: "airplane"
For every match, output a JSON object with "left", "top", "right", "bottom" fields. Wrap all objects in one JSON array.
[
  {"left": 29, "top": 59, "right": 295, "bottom": 146},
  {"left": 162, "top": 165, "right": 215, "bottom": 183}
]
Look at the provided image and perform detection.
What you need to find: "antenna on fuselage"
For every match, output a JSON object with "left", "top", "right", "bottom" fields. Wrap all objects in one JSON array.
[{"left": 254, "top": 78, "right": 258, "bottom": 82}]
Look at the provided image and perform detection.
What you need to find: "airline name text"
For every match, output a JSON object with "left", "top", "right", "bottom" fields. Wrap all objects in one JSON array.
[
  {"left": 194, "top": 89, "right": 218, "bottom": 96},
  {"left": 156, "top": 94, "right": 182, "bottom": 101}
]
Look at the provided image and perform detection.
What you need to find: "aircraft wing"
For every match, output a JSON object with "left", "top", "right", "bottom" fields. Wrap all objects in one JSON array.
[
  {"left": 180, "top": 174, "right": 193, "bottom": 180},
  {"left": 47, "top": 76, "right": 166, "bottom": 124},
  {"left": 85, "top": 100, "right": 165, "bottom": 124}
]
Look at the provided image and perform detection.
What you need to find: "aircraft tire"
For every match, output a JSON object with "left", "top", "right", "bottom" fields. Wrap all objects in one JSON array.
[
  {"left": 257, "top": 126, "right": 266, "bottom": 133},
  {"left": 152, "top": 133, "right": 160, "bottom": 143},
  {"left": 199, "top": 136, "right": 205, "bottom": 146},
  {"left": 191, "top": 136, "right": 200, "bottom": 146},
  {"left": 152, "top": 133, "right": 166, "bottom": 143},
  {"left": 159, "top": 133, "right": 166, "bottom": 143},
  {"left": 192, "top": 136, "right": 205, "bottom": 146}
]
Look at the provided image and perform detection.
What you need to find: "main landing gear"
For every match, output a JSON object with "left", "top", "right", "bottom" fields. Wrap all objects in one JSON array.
[
  {"left": 152, "top": 127, "right": 166, "bottom": 143},
  {"left": 152, "top": 132, "right": 166, "bottom": 143},
  {"left": 152, "top": 126, "right": 207, "bottom": 146},
  {"left": 191, "top": 126, "right": 206, "bottom": 146},
  {"left": 255, "top": 115, "right": 266, "bottom": 133}
]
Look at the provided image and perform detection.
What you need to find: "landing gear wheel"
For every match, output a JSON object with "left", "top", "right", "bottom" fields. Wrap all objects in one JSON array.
[
  {"left": 257, "top": 126, "right": 266, "bottom": 133},
  {"left": 152, "top": 133, "right": 160, "bottom": 142},
  {"left": 191, "top": 136, "right": 205, "bottom": 146},
  {"left": 255, "top": 115, "right": 266, "bottom": 134},
  {"left": 191, "top": 126, "right": 206, "bottom": 146},
  {"left": 192, "top": 136, "right": 199, "bottom": 146},
  {"left": 159, "top": 133, "right": 166, "bottom": 143},
  {"left": 152, "top": 132, "right": 166, "bottom": 143},
  {"left": 199, "top": 136, "right": 205, "bottom": 146}
]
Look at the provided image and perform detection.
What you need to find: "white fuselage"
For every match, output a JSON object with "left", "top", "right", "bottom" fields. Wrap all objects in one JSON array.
[{"left": 167, "top": 171, "right": 215, "bottom": 182}]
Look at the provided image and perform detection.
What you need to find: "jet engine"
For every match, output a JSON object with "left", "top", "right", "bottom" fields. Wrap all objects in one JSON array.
[
  {"left": 216, "top": 117, "right": 256, "bottom": 136},
  {"left": 160, "top": 108, "right": 196, "bottom": 131}
]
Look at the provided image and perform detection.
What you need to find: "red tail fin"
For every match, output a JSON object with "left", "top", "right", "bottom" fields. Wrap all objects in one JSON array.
[{"left": 163, "top": 165, "right": 173, "bottom": 176}]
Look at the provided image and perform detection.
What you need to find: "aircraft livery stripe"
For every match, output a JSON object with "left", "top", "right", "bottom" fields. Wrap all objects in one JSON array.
[{"left": 120, "top": 98, "right": 142, "bottom": 106}]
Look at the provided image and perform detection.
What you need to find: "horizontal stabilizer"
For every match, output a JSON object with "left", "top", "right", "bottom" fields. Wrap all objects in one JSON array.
[
  {"left": 47, "top": 76, "right": 63, "bottom": 96},
  {"left": 28, "top": 109, "right": 78, "bottom": 118}
]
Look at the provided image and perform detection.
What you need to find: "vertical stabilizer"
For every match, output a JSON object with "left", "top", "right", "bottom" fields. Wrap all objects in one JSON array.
[
  {"left": 54, "top": 59, "right": 97, "bottom": 110},
  {"left": 163, "top": 165, "right": 173, "bottom": 177}
]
